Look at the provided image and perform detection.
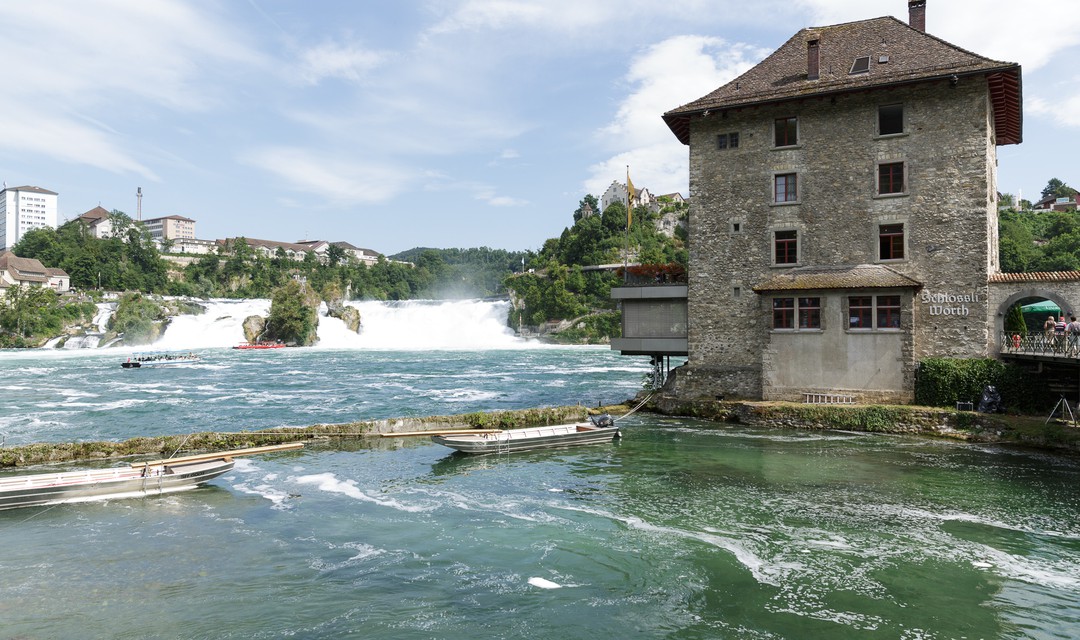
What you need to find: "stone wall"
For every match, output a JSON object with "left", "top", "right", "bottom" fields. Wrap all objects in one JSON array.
[{"left": 682, "top": 78, "right": 997, "bottom": 402}]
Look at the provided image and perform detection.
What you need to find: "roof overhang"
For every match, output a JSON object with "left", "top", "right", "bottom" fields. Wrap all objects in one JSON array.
[
  {"left": 753, "top": 264, "right": 923, "bottom": 293},
  {"left": 664, "top": 65, "right": 1023, "bottom": 147}
]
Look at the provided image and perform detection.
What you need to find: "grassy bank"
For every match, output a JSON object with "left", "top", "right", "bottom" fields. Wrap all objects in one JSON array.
[{"left": 650, "top": 397, "right": 1080, "bottom": 453}]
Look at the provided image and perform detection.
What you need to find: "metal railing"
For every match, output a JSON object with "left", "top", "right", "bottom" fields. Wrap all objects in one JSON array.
[{"left": 1000, "top": 332, "right": 1080, "bottom": 358}]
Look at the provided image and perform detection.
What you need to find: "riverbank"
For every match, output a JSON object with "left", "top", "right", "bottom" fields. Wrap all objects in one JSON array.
[
  {"left": 649, "top": 396, "right": 1080, "bottom": 454},
  {"left": 6, "top": 398, "right": 1080, "bottom": 469}
]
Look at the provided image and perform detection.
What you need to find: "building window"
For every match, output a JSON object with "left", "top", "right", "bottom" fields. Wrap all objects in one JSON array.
[
  {"left": 773, "top": 297, "right": 821, "bottom": 330},
  {"left": 879, "top": 223, "right": 904, "bottom": 260},
  {"left": 877, "top": 295, "right": 901, "bottom": 329},
  {"left": 799, "top": 297, "right": 821, "bottom": 328},
  {"left": 848, "top": 296, "right": 873, "bottom": 329},
  {"left": 717, "top": 132, "right": 740, "bottom": 150},
  {"left": 848, "top": 295, "right": 901, "bottom": 329},
  {"left": 774, "top": 117, "right": 798, "bottom": 147},
  {"left": 774, "top": 230, "right": 798, "bottom": 265},
  {"left": 850, "top": 56, "right": 870, "bottom": 74},
  {"left": 774, "top": 173, "right": 798, "bottom": 203},
  {"left": 773, "top": 298, "right": 795, "bottom": 329},
  {"left": 878, "top": 162, "right": 905, "bottom": 195},
  {"left": 878, "top": 104, "right": 903, "bottom": 135}
]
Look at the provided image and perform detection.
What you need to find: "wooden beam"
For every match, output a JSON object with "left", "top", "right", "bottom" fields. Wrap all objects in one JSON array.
[{"left": 130, "top": 442, "right": 305, "bottom": 468}]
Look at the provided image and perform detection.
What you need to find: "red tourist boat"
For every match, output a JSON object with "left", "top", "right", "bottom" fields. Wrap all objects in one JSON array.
[{"left": 233, "top": 341, "right": 287, "bottom": 350}]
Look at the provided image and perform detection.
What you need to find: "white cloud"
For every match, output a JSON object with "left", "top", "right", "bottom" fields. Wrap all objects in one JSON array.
[
  {"left": 587, "top": 35, "right": 766, "bottom": 197},
  {"left": 239, "top": 147, "right": 412, "bottom": 204},
  {"left": 798, "top": 0, "right": 1080, "bottom": 72},
  {"left": 0, "top": 0, "right": 263, "bottom": 176},
  {"left": 294, "top": 41, "right": 389, "bottom": 85},
  {"left": 1029, "top": 94, "right": 1080, "bottom": 128}
]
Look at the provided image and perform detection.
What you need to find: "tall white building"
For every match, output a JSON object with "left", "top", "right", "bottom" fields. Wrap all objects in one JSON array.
[{"left": 0, "top": 185, "right": 59, "bottom": 251}]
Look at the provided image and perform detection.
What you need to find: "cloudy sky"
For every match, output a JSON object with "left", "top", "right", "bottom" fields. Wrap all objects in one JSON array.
[{"left": 1, "top": 1, "right": 1077, "bottom": 255}]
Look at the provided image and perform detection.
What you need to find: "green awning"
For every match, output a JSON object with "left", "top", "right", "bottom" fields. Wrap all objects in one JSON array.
[{"left": 1021, "top": 300, "right": 1061, "bottom": 315}]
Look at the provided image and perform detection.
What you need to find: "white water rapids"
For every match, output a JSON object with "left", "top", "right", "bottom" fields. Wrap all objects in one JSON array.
[{"left": 93, "top": 298, "right": 527, "bottom": 351}]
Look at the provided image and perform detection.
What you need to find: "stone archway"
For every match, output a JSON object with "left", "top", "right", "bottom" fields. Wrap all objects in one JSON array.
[{"left": 993, "top": 287, "right": 1077, "bottom": 351}]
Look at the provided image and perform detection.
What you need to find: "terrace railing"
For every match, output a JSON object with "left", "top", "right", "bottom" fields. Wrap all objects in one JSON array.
[{"left": 1000, "top": 332, "right": 1080, "bottom": 358}]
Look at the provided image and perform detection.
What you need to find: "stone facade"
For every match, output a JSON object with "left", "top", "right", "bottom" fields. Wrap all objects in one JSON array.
[{"left": 663, "top": 7, "right": 1023, "bottom": 404}]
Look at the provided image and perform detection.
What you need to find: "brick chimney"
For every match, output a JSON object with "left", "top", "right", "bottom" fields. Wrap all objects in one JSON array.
[
  {"left": 909, "top": 0, "right": 926, "bottom": 32},
  {"left": 807, "top": 39, "right": 820, "bottom": 80}
]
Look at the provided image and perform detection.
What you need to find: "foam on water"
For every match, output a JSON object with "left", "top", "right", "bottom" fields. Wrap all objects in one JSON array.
[{"left": 294, "top": 472, "right": 433, "bottom": 512}]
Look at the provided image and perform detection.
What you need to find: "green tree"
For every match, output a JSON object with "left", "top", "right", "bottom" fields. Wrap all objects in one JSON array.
[
  {"left": 265, "top": 280, "right": 319, "bottom": 345},
  {"left": 1042, "top": 178, "right": 1078, "bottom": 201}
]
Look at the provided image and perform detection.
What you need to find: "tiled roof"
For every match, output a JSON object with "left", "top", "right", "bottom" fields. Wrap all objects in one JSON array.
[
  {"left": 664, "top": 16, "right": 1021, "bottom": 145},
  {"left": 753, "top": 264, "right": 923, "bottom": 293},
  {"left": 989, "top": 271, "right": 1080, "bottom": 283},
  {"left": 0, "top": 251, "right": 49, "bottom": 283},
  {"left": 79, "top": 206, "right": 110, "bottom": 221}
]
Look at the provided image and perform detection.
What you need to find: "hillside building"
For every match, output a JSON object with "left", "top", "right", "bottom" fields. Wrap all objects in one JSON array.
[
  {"left": 0, "top": 186, "right": 58, "bottom": 251},
  {"left": 142, "top": 215, "right": 196, "bottom": 243},
  {"left": 651, "top": 0, "right": 1024, "bottom": 403}
]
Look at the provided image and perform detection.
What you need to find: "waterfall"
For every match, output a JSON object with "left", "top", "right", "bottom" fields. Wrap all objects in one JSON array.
[
  {"left": 319, "top": 300, "right": 524, "bottom": 350},
  {"left": 152, "top": 299, "right": 271, "bottom": 350},
  {"left": 143, "top": 298, "right": 526, "bottom": 350}
]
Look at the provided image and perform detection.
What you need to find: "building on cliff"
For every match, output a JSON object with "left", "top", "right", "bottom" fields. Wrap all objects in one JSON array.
[{"left": 634, "top": 1, "right": 1030, "bottom": 403}]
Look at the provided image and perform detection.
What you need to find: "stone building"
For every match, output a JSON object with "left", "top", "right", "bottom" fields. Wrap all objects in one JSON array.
[{"left": 659, "top": 1, "right": 1023, "bottom": 403}]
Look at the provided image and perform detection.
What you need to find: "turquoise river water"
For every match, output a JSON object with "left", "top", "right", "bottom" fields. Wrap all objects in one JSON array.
[{"left": 1, "top": 300, "right": 1079, "bottom": 639}]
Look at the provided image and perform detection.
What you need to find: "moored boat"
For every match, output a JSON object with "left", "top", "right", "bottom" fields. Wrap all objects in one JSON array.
[
  {"left": 0, "top": 443, "right": 303, "bottom": 511},
  {"left": 121, "top": 351, "right": 200, "bottom": 368},
  {"left": 431, "top": 415, "right": 620, "bottom": 454}
]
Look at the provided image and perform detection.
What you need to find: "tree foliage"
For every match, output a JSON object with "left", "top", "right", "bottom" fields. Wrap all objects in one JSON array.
[
  {"left": 1000, "top": 209, "right": 1080, "bottom": 272},
  {"left": 265, "top": 280, "right": 320, "bottom": 346}
]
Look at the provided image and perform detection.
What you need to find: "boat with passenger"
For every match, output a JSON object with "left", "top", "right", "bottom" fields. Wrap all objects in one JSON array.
[
  {"left": 233, "top": 341, "right": 287, "bottom": 350},
  {"left": 430, "top": 414, "right": 620, "bottom": 454},
  {"left": 0, "top": 443, "right": 303, "bottom": 510},
  {"left": 121, "top": 352, "right": 200, "bottom": 368}
]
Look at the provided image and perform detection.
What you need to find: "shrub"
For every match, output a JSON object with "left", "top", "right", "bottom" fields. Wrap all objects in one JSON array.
[{"left": 916, "top": 358, "right": 1051, "bottom": 414}]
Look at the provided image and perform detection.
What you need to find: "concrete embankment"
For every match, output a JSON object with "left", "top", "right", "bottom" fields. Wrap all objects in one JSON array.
[
  {"left": 649, "top": 396, "right": 1080, "bottom": 454},
  {"left": 0, "top": 405, "right": 593, "bottom": 468}
]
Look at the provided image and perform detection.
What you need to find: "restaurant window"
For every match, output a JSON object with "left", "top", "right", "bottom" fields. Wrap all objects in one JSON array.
[
  {"left": 774, "top": 116, "right": 798, "bottom": 147},
  {"left": 848, "top": 296, "right": 873, "bottom": 329},
  {"left": 773, "top": 298, "right": 794, "bottom": 329},
  {"left": 879, "top": 223, "right": 904, "bottom": 260},
  {"left": 774, "top": 230, "right": 798, "bottom": 265},
  {"left": 774, "top": 173, "right": 798, "bottom": 203},
  {"left": 877, "top": 295, "right": 901, "bottom": 329},
  {"left": 799, "top": 297, "right": 821, "bottom": 329},
  {"left": 878, "top": 162, "right": 905, "bottom": 195},
  {"left": 878, "top": 104, "right": 903, "bottom": 135}
]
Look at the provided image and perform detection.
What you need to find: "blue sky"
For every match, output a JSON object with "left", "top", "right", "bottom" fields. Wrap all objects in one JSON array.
[{"left": 1, "top": 1, "right": 1077, "bottom": 255}]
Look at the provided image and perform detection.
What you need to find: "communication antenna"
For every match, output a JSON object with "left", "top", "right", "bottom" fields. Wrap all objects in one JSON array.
[{"left": 137, "top": 187, "right": 142, "bottom": 221}]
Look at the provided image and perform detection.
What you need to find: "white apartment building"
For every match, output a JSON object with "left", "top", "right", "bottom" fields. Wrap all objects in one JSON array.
[{"left": 0, "top": 185, "right": 58, "bottom": 251}]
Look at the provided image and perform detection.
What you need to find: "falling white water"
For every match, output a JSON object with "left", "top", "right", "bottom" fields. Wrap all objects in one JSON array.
[
  {"left": 93, "top": 302, "right": 116, "bottom": 333},
  {"left": 142, "top": 298, "right": 527, "bottom": 350},
  {"left": 318, "top": 300, "right": 527, "bottom": 350},
  {"left": 153, "top": 299, "right": 271, "bottom": 350}
]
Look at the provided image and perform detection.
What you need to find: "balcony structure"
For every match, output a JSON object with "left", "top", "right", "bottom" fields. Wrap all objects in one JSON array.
[{"left": 610, "top": 281, "right": 688, "bottom": 357}]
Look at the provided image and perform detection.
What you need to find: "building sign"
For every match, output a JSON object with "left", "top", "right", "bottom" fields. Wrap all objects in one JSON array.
[{"left": 920, "top": 291, "right": 982, "bottom": 317}]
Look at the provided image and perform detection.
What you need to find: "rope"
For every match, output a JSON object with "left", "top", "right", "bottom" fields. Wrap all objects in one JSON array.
[{"left": 613, "top": 392, "right": 654, "bottom": 423}]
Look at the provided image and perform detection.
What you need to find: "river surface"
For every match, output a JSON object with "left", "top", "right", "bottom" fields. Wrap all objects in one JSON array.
[{"left": 2, "top": 301, "right": 1079, "bottom": 639}]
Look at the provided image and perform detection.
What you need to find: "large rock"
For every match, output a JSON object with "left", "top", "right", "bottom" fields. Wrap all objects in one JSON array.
[
  {"left": 327, "top": 301, "right": 361, "bottom": 333},
  {"left": 242, "top": 315, "right": 266, "bottom": 344}
]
